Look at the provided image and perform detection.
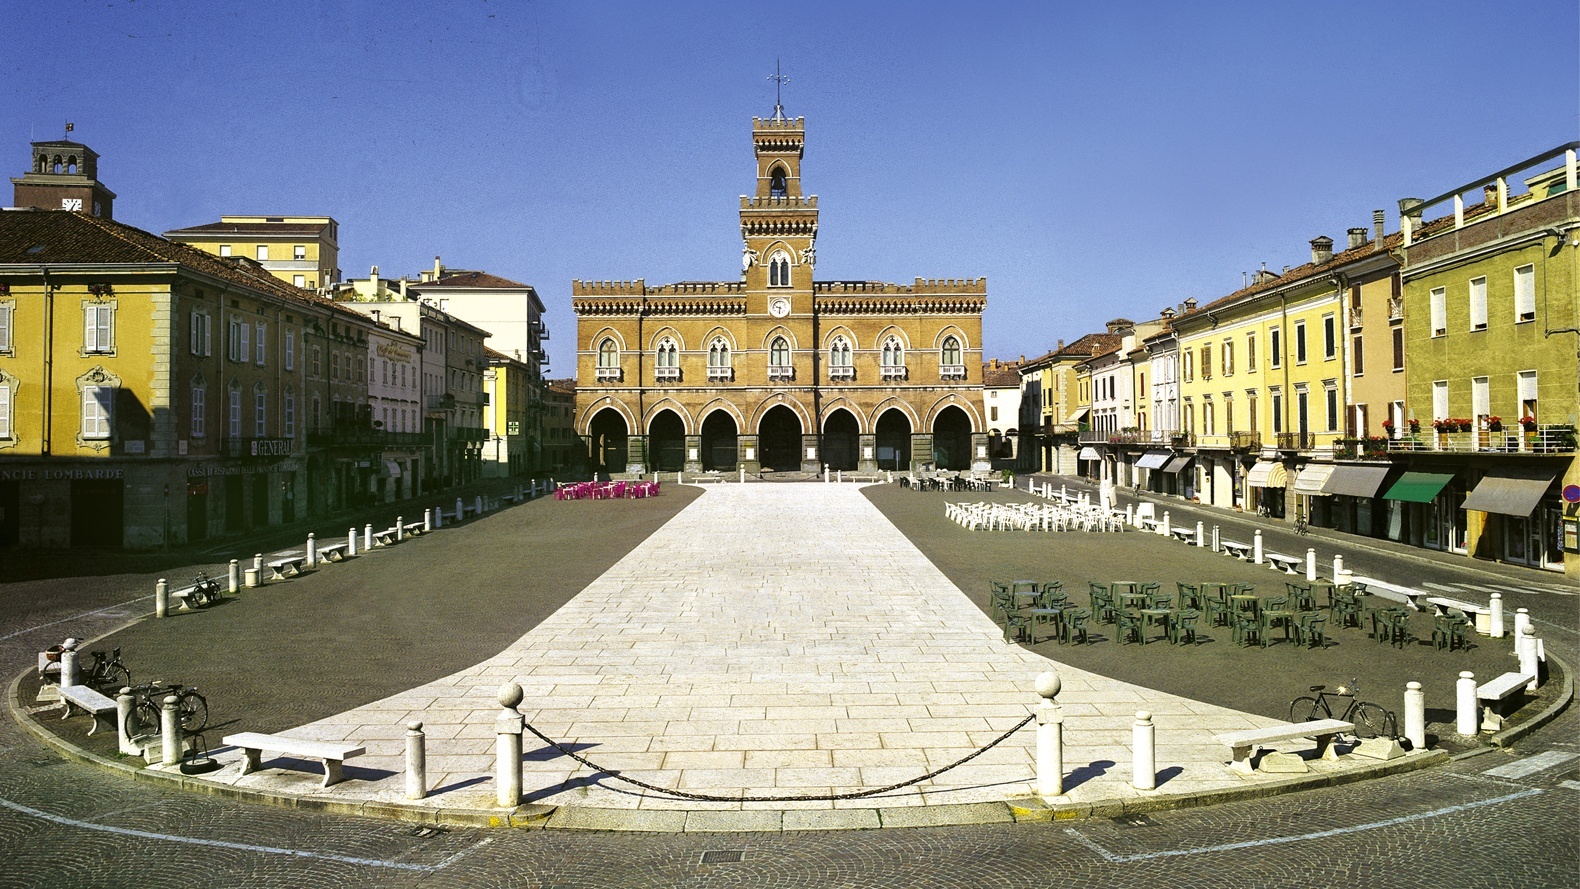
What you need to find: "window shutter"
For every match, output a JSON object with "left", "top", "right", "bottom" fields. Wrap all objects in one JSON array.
[
  {"left": 0, "top": 305, "right": 11, "bottom": 351},
  {"left": 0, "top": 384, "right": 9, "bottom": 437}
]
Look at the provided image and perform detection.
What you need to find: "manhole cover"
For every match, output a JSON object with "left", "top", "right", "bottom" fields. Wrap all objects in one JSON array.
[
  {"left": 1111, "top": 814, "right": 1155, "bottom": 829},
  {"left": 701, "top": 850, "right": 744, "bottom": 864}
]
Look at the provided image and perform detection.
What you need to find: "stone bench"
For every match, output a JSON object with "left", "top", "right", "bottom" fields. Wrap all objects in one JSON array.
[
  {"left": 401, "top": 522, "right": 425, "bottom": 536},
  {"left": 1426, "top": 596, "right": 1491, "bottom": 634},
  {"left": 1214, "top": 718, "right": 1353, "bottom": 773},
  {"left": 316, "top": 542, "right": 350, "bottom": 563},
  {"left": 1265, "top": 552, "right": 1302, "bottom": 574},
  {"left": 372, "top": 528, "right": 399, "bottom": 547},
  {"left": 59, "top": 684, "right": 118, "bottom": 736},
  {"left": 1350, "top": 575, "right": 1427, "bottom": 611},
  {"left": 224, "top": 731, "right": 366, "bottom": 788},
  {"left": 1221, "top": 540, "right": 1252, "bottom": 560},
  {"left": 169, "top": 584, "right": 217, "bottom": 609},
  {"left": 1170, "top": 526, "right": 1195, "bottom": 543},
  {"left": 1477, "top": 671, "right": 1535, "bottom": 732},
  {"left": 266, "top": 555, "right": 309, "bottom": 579}
]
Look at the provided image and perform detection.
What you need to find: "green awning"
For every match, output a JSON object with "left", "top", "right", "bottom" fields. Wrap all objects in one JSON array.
[{"left": 1382, "top": 471, "right": 1455, "bottom": 503}]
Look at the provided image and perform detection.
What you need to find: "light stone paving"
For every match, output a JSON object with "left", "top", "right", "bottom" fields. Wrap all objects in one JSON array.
[{"left": 202, "top": 485, "right": 1375, "bottom": 811}]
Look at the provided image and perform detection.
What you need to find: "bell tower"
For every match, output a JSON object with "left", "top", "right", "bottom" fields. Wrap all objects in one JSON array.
[
  {"left": 12, "top": 138, "right": 116, "bottom": 220},
  {"left": 741, "top": 113, "right": 817, "bottom": 313}
]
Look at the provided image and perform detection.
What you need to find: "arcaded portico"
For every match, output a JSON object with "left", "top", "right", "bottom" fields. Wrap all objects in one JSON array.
[{"left": 574, "top": 108, "right": 988, "bottom": 476}]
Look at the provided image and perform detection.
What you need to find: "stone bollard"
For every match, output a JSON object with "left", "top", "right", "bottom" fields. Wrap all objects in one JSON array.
[
  {"left": 496, "top": 682, "right": 525, "bottom": 808},
  {"left": 1513, "top": 608, "right": 1530, "bottom": 647},
  {"left": 348, "top": 527, "right": 357, "bottom": 557},
  {"left": 396, "top": 517, "right": 404, "bottom": 542},
  {"left": 117, "top": 688, "right": 136, "bottom": 754},
  {"left": 364, "top": 524, "right": 373, "bottom": 550},
  {"left": 1335, "top": 567, "right": 1353, "bottom": 588},
  {"left": 60, "top": 642, "right": 80, "bottom": 688},
  {"left": 1489, "top": 593, "right": 1504, "bottom": 638},
  {"left": 740, "top": 467, "right": 746, "bottom": 483},
  {"left": 1518, "top": 626, "right": 1540, "bottom": 691},
  {"left": 161, "top": 695, "right": 183, "bottom": 766},
  {"left": 156, "top": 578, "right": 169, "bottom": 619},
  {"left": 838, "top": 469, "right": 843, "bottom": 483},
  {"left": 228, "top": 559, "right": 240, "bottom": 594},
  {"left": 1035, "top": 671, "right": 1064, "bottom": 799},
  {"left": 1306, "top": 547, "right": 1317, "bottom": 581},
  {"left": 1253, "top": 530, "right": 1263, "bottom": 564},
  {"left": 824, "top": 465, "right": 830, "bottom": 483},
  {"left": 678, "top": 471, "right": 684, "bottom": 484},
  {"left": 475, "top": 494, "right": 484, "bottom": 514},
  {"left": 1456, "top": 671, "right": 1478, "bottom": 736},
  {"left": 1212, "top": 525, "right": 1221, "bottom": 552},
  {"left": 1132, "top": 711, "right": 1156, "bottom": 790},
  {"left": 432, "top": 507, "right": 442, "bottom": 529},
  {"left": 406, "top": 721, "right": 427, "bottom": 800},
  {"left": 1195, "top": 521, "right": 1204, "bottom": 547},
  {"left": 1333, "top": 553, "right": 1344, "bottom": 579},
  {"left": 1125, "top": 503, "right": 1134, "bottom": 526},
  {"left": 306, "top": 533, "right": 317, "bottom": 568},
  {"left": 1161, "top": 511, "right": 1171, "bottom": 536},
  {"left": 424, "top": 508, "right": 433, "bottom": 532},
  {"left": 243, "top": 568, "right": 260, "bottom": 588},
  {"left": 253, "top": 553, "right": 263, "bottom": 578},
  {"left": 456, "top": 498, "right": 464, "bottom": 521},
  {"left": 1404, "top": 682, "right": 1426, "bottom": 751}
]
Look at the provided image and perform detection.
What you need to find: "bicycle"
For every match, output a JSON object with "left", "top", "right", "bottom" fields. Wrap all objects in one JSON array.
[
  {"left": 1292, "top": 514, "right": 1309, "bottom": 536},
  {"left": 188, "top": 571, "right": 223, "bottom": 608},
  {"left": 1289, "top": 678, "right": 1395, "bottom": 739},
  {"left": 82, "top": 646, "right": 131, "bottom": 692},
  {"left": 123, "top": 682, "right": 208, "bottom": 736}
]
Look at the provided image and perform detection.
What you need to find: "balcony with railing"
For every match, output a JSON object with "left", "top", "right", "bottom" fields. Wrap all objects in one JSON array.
[
  {"left": 939, "top": 364, "right": 967, "bottom": 380},
  {"left": 1385, "top": 425, "right": 1576, "bottom": 455},
  {"left": 1332, "top": 437, "right": 1393, "bottom": 461},
  {"left": 828, "top": 365, "right": 855, "bottom": 381},
  {"left": 1276, "top": 431, "right": 1315, "bottom": 451},
  {"left": 595, "top": 366, "right": 622, "bottom": 382},
  {"left": 880, "top": 365, "right": 908, "bottom": 381},
  {"left": 707, "top": 366, "right": 734, "bottom": 382},
  {"left": 767, "top": 365, "right": 794, "bottom": 381},
  {"left": 306, "top": 428, "right": 426, "bottom": 449},
  {"left": 654, "top": 366, "right": 681, "bottom": 382}
]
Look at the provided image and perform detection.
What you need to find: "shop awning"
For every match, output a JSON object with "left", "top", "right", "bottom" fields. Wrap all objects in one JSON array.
[
  {"left": 382, "top": 460, "right": 403, "bottom": 478},
  {"left": 1322, "top": 465, "right": 1392, "bottom": 499},
  {"left": 1461, "top": 469, "right": 1557, "bottom": 517},
  {"left": 1246, "top": 461, "right": 1288, "bottom": 488},
  {"left": 1066, "top": 407, "right": 1090, "bottom": 423},
  {"left": 1078, "top": 446, "right": 1100, "bottom": 461},
  {"left": 1136, "top": 451, "right": 1171, "bottom": 470},
  {"left": 1162, "top": 456, "right": 1193, "bottom": 473},
  {"left": 1383, "top": 471, "right": 1455, "bottom": 503},
  {"left": 1291, "top": 463, "right": 1335, "bottom": 496}
]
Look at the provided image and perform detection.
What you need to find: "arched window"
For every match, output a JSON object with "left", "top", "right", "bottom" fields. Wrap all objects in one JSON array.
[
  {"left": 654, "top": 337, "right": 679, "bottom": 380},
  {"left": 708, "top": 338, "right": 732, "bottom": 380},
  {"left": 769, "top": 166, "right": 788, "bottom": 197},
  {"left": 66, "top": 156, "right": 77, "bottom": 174},
  {"left": 770, "top": 336, "right": 790, "bottom": 367},
  {"left": 768, "top": 251, "right": 791, "bottom": 287},
  {"left": 881, "top": 337, "right": 906, "bottom": 379},
  {"left": 51, "top": 156, "right": 62, "bottom": 174},
  {"left": 829, "top": 336, "right": 853, "bottom": 380},
  {"left": 941, "top": 336, "right": 962, "bottom": 367},
  {"left": 597, "top": 338, "right": 619, "bottom": 367}
]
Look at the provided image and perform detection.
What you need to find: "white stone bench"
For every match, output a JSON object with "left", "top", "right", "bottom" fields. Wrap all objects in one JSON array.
[
  {"left": 224, "top": 732, "right": 366, "bottom": 788},
  {"left": 59, "top": 684, "right": 118, "bottom": 736},
  {"left": 401, "top": 522, "right": 424, "bottom": 536},
  {"left": 372, "top": 528, "right": 399, "bottom": 547},
  {"left": 267, "top": 555, "right": 308, "bottom": 579},
  {"left": 1140, "top": 518, "right": 1160, "bottom": 532},
  {"left": 169, "top": 584, "right": 213, "bottom": 609},
  {"left": 1426, "top": 596, "right": 1491, "bottom": 634},
  {"left": 1350, "top": 575, "right": 1427, "bottom": 611},
  {"left": 1265, "top": 552, "right": 1302, "bottom": 574},
  {"left": 1221, "top": 540, "right": 1252, "bottom": 560},
  {"left": 1214, "top": 718, "right": 1353, "bottom": 773},
  {"left": 316, "top": 542, "right": 350, "bottom": 563},
  {"left": 688, "top": 475, "right": 726, "bottom": 484},
  {"left": 1170, "top": 526, "right": 1195, "bottom": 543},
  {"left": 1477, "top": 672, "right": 1535, "bottom": 732}
]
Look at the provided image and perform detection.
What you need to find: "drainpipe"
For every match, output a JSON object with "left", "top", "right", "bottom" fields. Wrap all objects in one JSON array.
[
  {"left": 1332, "top": 272, "right": 1352, "bottom": 437},
  {"left": 39, "top": 267, "right": 54, "bottom": 456}
]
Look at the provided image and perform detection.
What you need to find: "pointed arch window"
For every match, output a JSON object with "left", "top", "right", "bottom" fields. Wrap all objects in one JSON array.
[
  {"left": 654, "top": 337, "right": 680, "bottom": 381},
  {"left": 940, "top": 335, "right": 965, "bottom": 379},
  {"left": 708, "top": 338, "right": 733, "bottom": 381},
  {"left": 768, "top": 336, "right": 793, "bottom": 380},
  {"left": 881, "top": 337, "right": 906, "bottom": 379},
  {"left": 769, "top": 166, "right": 788, "bottom": 198},
  {"left": 596, "top": 337, "right": 622, "bottom": 381},
  {"left": 768, "top": 251, "right": 792, "bottom": 288},
  {"left": 829, "top": 336, "right": 854, "bottom": 380}
]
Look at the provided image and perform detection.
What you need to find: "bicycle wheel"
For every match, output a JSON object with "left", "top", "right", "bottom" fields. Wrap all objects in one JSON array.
[
  {"left": 1350, "top": 702, "right": 1394, "bottom": 739},
  {"left": 96, "top": 664, "right": 131, "bottom": 692},
  {"left": 1288, "top": 696, "right": 1322, "bottom": 723},
  {"left": 178, "top": 691, "right": 209, "bottom": 733},
  {"left": 131, "top": 702, "right": 161, "bottom": 737}
]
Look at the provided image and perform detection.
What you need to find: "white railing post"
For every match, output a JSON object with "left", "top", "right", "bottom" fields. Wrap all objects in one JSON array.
[
  {"left": 1305, "top": 547, "right": 1316, "bottom": 581},
  {"left": 406, "top": 721, "right": 427, "bottom": 800},
  {"left": 1489, "top": 592, "right": 1504, "bottom": 638},
  {"left": 155, "top": 578, "right": 169, "bottom": 619},
  {"left": 1404, "top": 681, "right": 1426, "bottom": 750},
  {"left": 1456, "top": 671, "right": 1478, "bottom": 736},
  {"left": 496, "top": 682, "right": 524, "bottom": 808},
  {"left": 1035, "top": 672, "right": 1063, "bottom": 799},
  {"left": 1132, "top": 710, "right": 1155, "bottom": 790}
]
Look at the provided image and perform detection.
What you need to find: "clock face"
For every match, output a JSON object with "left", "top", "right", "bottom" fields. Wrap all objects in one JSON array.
[{"left": 769, "top": 298, "right": 790, "bottom": 318}]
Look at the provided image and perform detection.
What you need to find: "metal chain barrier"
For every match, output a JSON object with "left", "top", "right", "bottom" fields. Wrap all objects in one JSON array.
[{"left": 520, "top": 713, "right": 1037, "bottom": 803}]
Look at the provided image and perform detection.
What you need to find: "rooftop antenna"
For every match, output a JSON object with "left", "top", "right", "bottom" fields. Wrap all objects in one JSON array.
[{"left": 767, "top": 60, "right": 790, "bottom": 121}]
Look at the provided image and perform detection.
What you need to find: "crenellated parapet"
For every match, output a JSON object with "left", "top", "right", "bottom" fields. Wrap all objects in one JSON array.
[
  {"left": 572, "top": 279, "right": 647, "bottom": 296},
  {"left": 816, "top": 295, "right": 986, "bottom": 315},
  {"left": 740, "top": 195, "right": 817, "bottom": 210}
]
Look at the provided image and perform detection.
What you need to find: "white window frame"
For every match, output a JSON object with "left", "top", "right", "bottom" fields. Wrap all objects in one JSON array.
[
  {"left": 284, "top": 331, "right": 295, "bottom": 371},
  {"left": 219, "top": 245, "right": 232, "bottom": 258},
  {"left": 1468, "top": 276, "right": 1487, "bottom": 331},
  {"left": 256, "top": 245, "right": 269, "bottom": 261},
  {"left": 293, "top": 274, "right": 306, "bottom": 288},
  {"left": 229, "top": 385, "right": 242, "bottom": 437},
  {"left": 254, "top": 385, "right": 268, "bottom": 437},
  {"left": 82, "top": 385, "right": 112, "bottom": 440},
  {"left": 1294, "top": 321, "right": 1307, "bottom": 364},
  {"left": 283, "top": 388, "right": 296, "bottom": 438},
  {"left": 190, "top": 384, "right": 206, "bottom": 438},
  {"left": 829, "top": 336, "right": 853, "bottom": 380},
  {"left": 1430, "top": 287, "right": 1447, "bottom": 337},
  {"left": 1432, "top": 380, "right": 1449, "bottom": 422},
  {"left": 190, "top": 310, "right": 211, "bottom": 356},
  {"left": 1324, "top": 383, "right": 1339, "bottom": 432},
  {"left": 84, "top": 303, "right": 114, "bottom": 354},
  {"left": 255, "top": 322, "right": 267, "bottom": 365},
  {"left": 1245, "top": 332, "right": 1256, "bottom": 371},
  {"left": 768, "top": 336, "right": 793, "bottom": 379},
  {"left": 1514, "top": 264, "right": 1535, "bottom": 323},
  {"left": 939, "top": 336, "right": 964, "bottom": 378},
  {"left": 293, "top": 245, "right": 306, "bottom": 260},
  {"left": 0, "top": 302, "right": 12, "bottom": 353},
  {"left": 768, "top": 251, "right": 792, "bottom": 288},
  {"left": 0, "top": 382, "right": 11, "bottom": 438},
  {"left": 1517, "top": 370, "right": 1538, "bottom": 420},
  {"left": 1269, "top": 327, "right": 1282, "bottom": 369},
  {"left": 1471, "top": 376, "right": 1489, "bottom": 423},
  {"left": 1322, "top": 313, "right": 1337, "bottom": 360}
]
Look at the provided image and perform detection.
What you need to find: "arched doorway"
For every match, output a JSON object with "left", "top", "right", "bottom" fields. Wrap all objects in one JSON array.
[
  {"left": 875, "top": 409, "right": 911, "bottom": 471},
  {"left": 648, "top": 410, "right": 686, "bottom": 472},
  {"left": 932, "top": 405, "right": 973, "bottom": 470},
  {"left": 759, "top": 405, "right": 803, "bottom": 472},
  {"left": 588, "top": 409, "right": 628, "bottom": 478},
  {"left": 822, "top": 409, "right": 859, "bottom": 471},
  {"left": 701, "top": 411, "right": 738, "bottom": 471}
]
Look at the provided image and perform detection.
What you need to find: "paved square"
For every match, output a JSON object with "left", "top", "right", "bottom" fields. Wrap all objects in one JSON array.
[{"left": 246, "top": 485, "right": 1388, "bottom": 810}]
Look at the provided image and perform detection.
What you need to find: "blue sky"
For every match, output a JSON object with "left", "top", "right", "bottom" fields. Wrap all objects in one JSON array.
[{"left": 5, "top": 0, "right": 1577, "bottom": 373}]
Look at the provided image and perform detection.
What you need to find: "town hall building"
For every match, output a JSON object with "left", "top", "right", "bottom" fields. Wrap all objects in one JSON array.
[{"left": 573, "top": 109, "right": 987, "bottom": 476}]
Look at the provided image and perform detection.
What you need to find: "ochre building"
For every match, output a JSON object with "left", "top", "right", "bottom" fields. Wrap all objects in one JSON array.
[{"left": 573, "top": 113, "right": 987, "bottom": 476}]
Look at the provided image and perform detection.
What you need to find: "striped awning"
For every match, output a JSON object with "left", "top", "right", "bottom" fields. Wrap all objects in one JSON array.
[
  {"left": 1078, "top": 446, "right": 1101, "bottom": 461},
  {"left": 1461, "top": 469, "right": 1557, "bottom": 517},
  {"left": 1136, "top": 451, "right": 1171, "bottom": 470},
  {"left": 1291, "top": 463, "right": 1335, "bottom": 496},
  {"left": 1247, "top": 461, "right": 1288, "bottom": 488}
]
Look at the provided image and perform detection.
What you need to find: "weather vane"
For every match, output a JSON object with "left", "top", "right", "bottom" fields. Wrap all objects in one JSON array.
[{"left": 768, "top": 60, "right": 790, "bottom": 121}]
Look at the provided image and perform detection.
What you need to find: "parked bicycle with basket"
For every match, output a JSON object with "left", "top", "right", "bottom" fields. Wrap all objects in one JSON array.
[{"left": 1289, "top": 678, "right": 1395, "bottom": 739}]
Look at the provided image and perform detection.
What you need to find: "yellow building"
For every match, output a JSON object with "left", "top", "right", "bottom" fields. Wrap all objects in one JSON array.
[
  {"left": 573, "top": 110, "right": 987, "bottom": 476},
  {"left": 166, "top": 215, "right": 341, "bottom": 291},
  {"left": 1017, "top": 331, "right": 1120, "bottom": 474}
]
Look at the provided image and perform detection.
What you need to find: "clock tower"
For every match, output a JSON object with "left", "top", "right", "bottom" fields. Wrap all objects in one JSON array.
[
  {"left": 741, "top": 111, "right": 816, "bottom": 317},
  {"left": 12, "top": 139, "right": 116, "bottom": 220}
]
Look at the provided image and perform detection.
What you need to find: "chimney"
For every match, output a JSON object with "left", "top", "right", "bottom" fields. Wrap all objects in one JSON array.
[
  {"left": 1347, "top": 227, "right": 1368, "bottom": 250},
  {"left": 434, "top": 255, "right": 443, "bottom": 280},
  {"left": 1483, "top": 184, "right": 1498, "bottom": 205},
  {"left": 1057, "top": 339, "right": 1065, "bottom": 350},
  {"left": 1373, "top": 209, "right": 1385, "bottom": 243},
  {"left": 399, "top": 277, "right": 408, "bottom": 298},
  {"left": 1183, "top": 297, "right": 1198, "bottom": 313},
  {"left": 1399, "top": 197, "right": 1424, "bottom": 226},
  {"left": 1160, "top": 307, "right": 1176, "bottom": 319},
  {"left": 370, "top": 265, "right": 380, "bottom": 291},
  {"left": 1309, "top": 235, "right": 1334, "bottom": 265}
]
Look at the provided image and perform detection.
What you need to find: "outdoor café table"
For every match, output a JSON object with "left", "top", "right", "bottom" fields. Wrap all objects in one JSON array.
[
  {"left": 1011, "top": 581, "right": 1042, "bottom": 610},
  {"left": 1229, "top": 594, "right": 1261, "bottom": 624},
  {"left": 1140, "top": 608, "right": 1173, "bottom": 644},
  {"left": 1260, "top": 608, "right": 1297, "bottom": 647},
  {"left": 1026, "top": 605, "right": 1065, "bottom": 644},
  {"left": 1119, "top": 591, "right": 1150, "bottom": 611},
  {"left": 1109, "top": 581, "right": 1140, "bottom": 597}
]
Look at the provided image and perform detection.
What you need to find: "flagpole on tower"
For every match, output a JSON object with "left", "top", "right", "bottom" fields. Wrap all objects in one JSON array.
[{"left": 767, "top": 60, "right": 790, "bottom": 122}]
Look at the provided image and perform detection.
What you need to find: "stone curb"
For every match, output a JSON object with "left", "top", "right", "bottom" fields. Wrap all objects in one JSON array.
[
  {"left": 5, "top": 667, "right": 1468, "bottom": 834},
  {"left": 1491, "top": 652, "right": 1572, "bottom": 748}
]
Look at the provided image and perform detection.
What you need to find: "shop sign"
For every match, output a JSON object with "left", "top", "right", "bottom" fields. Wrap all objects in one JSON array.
[
  {"left": 376, "top": 343, "right": 413, "bottom": 363},
  {"left": 0, "top": 468, "right": 124, "bottom": 481},
  {"left": 1563, "top": 518, "right": 1580, "bottom": 554}
]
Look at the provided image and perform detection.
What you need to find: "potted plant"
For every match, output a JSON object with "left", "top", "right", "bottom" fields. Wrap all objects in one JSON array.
[
  {"left": 1408, "top": 418, "right": 1420, "bottom": 434},
  {"left": 1382, "top": 419, "right": 1395, "bottom": 435},
  {"left": 1520, "top": 415, "right": 1538, "bottom": 431},
  {"left": 1486, "top": 415, "right": 1503, "bottom": 432}
]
